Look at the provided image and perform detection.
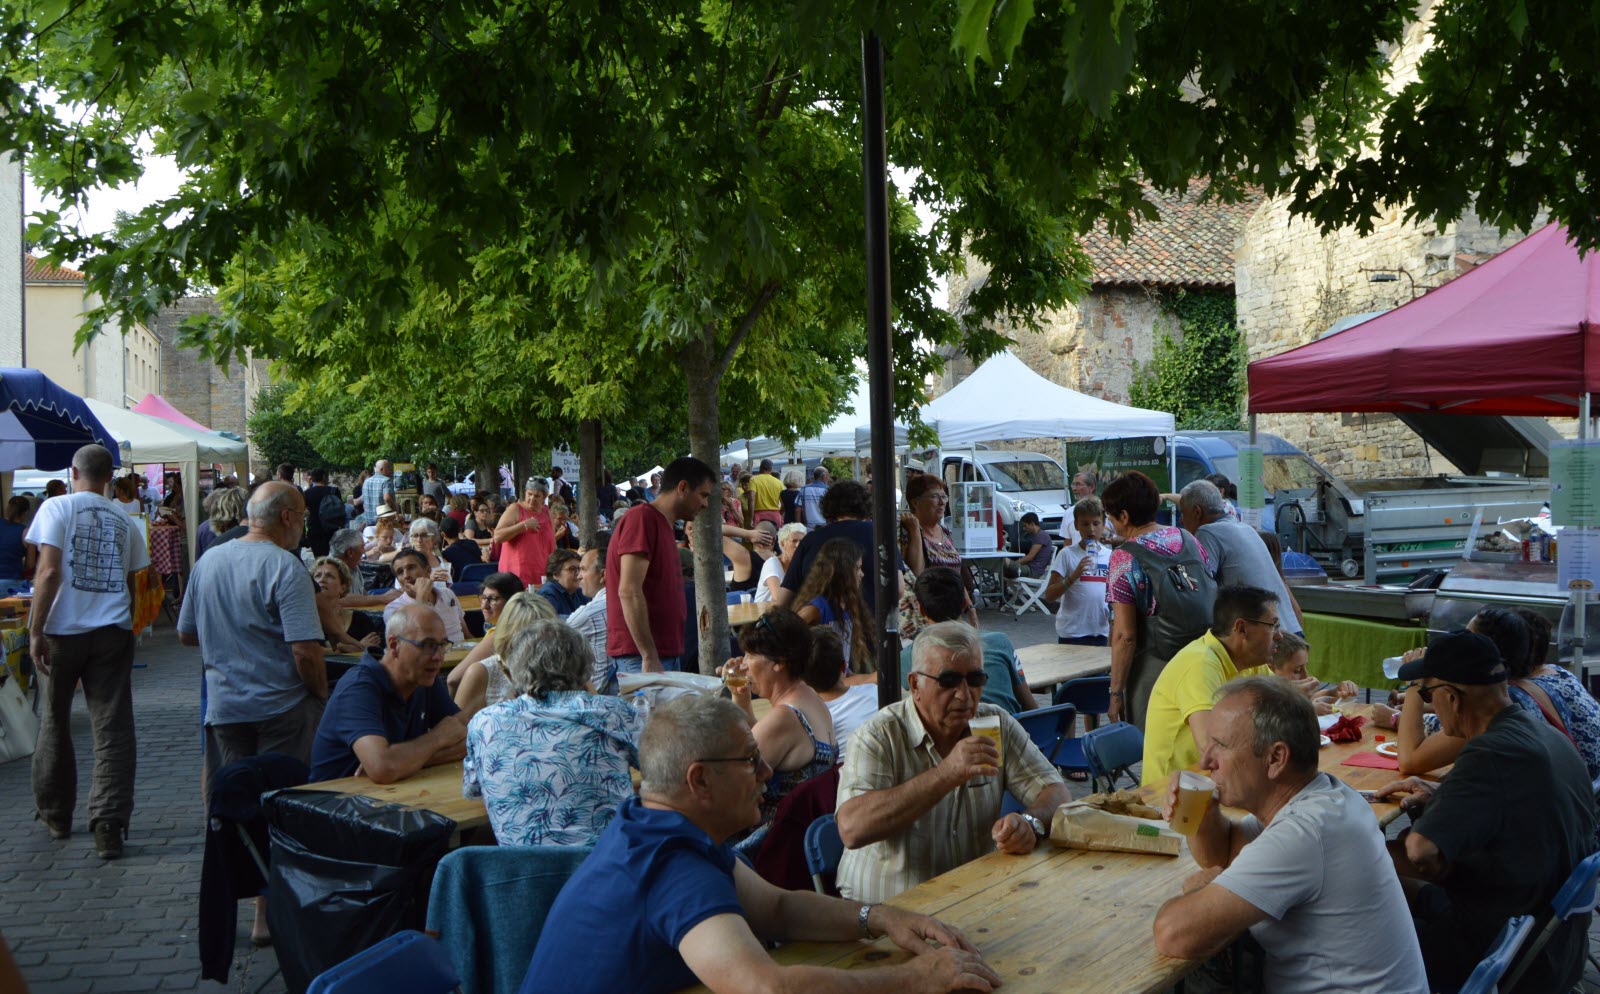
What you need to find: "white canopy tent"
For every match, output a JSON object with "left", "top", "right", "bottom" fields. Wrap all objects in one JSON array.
[
  {"left": 748, "top": 378, "right": 873, "bottom": 462},
  {"left": 84, "top": 399, "right": 249, "bottom": 566},
  {"left": 853, "top": 350, "right": 1175, "bottom": 450}
]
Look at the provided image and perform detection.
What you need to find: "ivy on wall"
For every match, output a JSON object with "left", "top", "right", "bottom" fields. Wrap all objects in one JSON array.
[{"left": 1128, "top": 288, "right": 1245, "bottom": 430}]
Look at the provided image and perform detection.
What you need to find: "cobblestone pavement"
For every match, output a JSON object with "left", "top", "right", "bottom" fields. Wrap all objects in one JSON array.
[{"left": 4, "top": 611, "right": 1598, "bottom": 993}]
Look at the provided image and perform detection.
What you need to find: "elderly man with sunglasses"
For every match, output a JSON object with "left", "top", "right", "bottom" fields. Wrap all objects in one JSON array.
[
  {"left": 1376, "top": 629, "right": 1596, "bottom": 994},
  {"left": 835, "top": 621, "right": 1071, "bottom": 904},
  {"left": 1141, "top": 584, "right": 1281, "bottom": 788}
]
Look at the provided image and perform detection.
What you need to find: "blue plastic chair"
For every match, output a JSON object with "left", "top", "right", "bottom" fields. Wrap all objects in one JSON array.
[
  {"left": 1457, "top": 915, "right": 1535, "bottom": 994},
  {"left": 726, "top": 591, "right": 747, "bottom": 606},
  {"left": 1081, "top": 721, "right": 1144, "bottom": 793},
  {"left": 425, "top": 845, "right": 591, "bottom": 994},
  {"left": 1501, "top": 850, "right": 1600, "bottom": 990},
  {"left": 804, "top": 814, "right": 845, "bottom": 895},
  {"left": 451, "top": 581, "right": 482, "bottom": 597},
  {"left": 1013, "top": 704, "right": 1091, "bottom": 779},
  {"left": 1052, "top": 676, "right": 1112, "bottom": 732},
  {"left": 458, "top": 562, "right": 495, "bottom": 584},
  {"left": 306, "top": 930, "right": 460, "bottom": 994}
]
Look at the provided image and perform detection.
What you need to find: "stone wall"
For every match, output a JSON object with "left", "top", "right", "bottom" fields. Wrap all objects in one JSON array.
[{"left": 150, "top": 297, "right": 272, "bottom": 469}]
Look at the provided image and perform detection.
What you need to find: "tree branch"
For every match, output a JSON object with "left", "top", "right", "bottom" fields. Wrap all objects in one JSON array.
[{"left": 713, "top": 278, "right": 780, "bottom": 377}]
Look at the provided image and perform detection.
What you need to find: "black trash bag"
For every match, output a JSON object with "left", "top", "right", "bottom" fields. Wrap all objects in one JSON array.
[{"left": 264, "top": 789, "right": 455, "bottom": 994}]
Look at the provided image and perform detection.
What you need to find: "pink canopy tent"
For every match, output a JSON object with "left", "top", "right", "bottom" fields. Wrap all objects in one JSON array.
[
  {"left": 132, "top": 393, "right": 211, "bottom": 430},
  {"left": 1247, "top": 223, "right": 1600, "bottom": 418}
]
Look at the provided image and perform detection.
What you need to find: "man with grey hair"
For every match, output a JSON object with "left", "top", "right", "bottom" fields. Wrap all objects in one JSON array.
[
  {"left": 180, "top": 481, "right": 327, "bottom": 780},
  {"left": 1178, "top": 479, "right": 1303, "bottom": 635},
  {"left": 308, "top": 603, "right": 464, "bottom": 782},
  {"left": 28, "top": 444, "right": 151, "bottom": 858},
  {"left": 1153, "top": 676, "right": 1427, "bottom": 993},
  {"left": 521, "top": 694, "right": 1000, "bottom": 994},
  {"left": 835, "top": 620, "right": 1070, "bottom": 903},
  {"left": 359, "top": 458, "right": 395, "bottom": 526}
]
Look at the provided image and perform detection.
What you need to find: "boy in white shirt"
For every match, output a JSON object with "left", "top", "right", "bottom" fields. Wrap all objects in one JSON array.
[{"left": 1046, "top": 497, "right": 1111, "bottom": 645}]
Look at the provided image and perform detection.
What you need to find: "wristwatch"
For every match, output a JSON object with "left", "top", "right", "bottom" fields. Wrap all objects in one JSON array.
[
  {"left": 1021, "top": 813, "right": 1047, "bottom": 840},
  {"left": 858, "top": 902, "right": 878, "bottom": 939}
]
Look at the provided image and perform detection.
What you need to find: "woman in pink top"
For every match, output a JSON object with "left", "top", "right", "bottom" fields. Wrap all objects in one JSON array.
[{"left": 492, "top": 478, "right": 555, "bottom": 587}]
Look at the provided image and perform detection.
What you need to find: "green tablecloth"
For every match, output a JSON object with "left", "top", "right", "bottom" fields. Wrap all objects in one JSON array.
[{"left": 1300, "top": 612, "right": 1428, "bottom": 689}]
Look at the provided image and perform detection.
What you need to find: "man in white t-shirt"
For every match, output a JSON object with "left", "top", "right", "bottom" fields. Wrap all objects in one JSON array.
[
  {"left": 383, "top": 548, "right": 465, "bottom": 642},
  {"left": 1152, "top": 676, "right": 1427, "bottom": 994},
  {"left": 28, "top": 444, "right": 152, "bottom": 859}
]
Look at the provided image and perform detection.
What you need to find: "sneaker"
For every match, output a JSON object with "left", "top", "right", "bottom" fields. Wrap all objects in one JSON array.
[
  {"left": 36, "top": 812, "right": 69, "bottom": 840},
  {"left": 92, "top": 820, "right": 124, "bottom": 860}
]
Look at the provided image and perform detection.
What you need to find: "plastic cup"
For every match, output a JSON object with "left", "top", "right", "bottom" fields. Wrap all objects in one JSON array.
[
  {"left": 1171, "top": 771, "right": 1215, "bottom": 836},
  {"left": 969, "top": 714, "right": 1003, "bottom": 782},
  {"left": 1382, "top": 655, "right": 1404, "bottom": 680}
]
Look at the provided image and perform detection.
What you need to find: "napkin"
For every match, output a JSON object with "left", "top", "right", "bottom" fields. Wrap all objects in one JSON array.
[
  {"left": 1324, "top": 714, "right": 1367, "bottom": 743},
  {"left": 1342, "top": 751, "right": 1400, "bottom": 770}
]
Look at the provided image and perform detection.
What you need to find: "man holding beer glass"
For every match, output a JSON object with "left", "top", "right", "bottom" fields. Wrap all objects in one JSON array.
[
  {"left": 834, "top": 621, "right": 1071, "bottom": 904},
  {"left": 1152, "top": 676, "right": 1427, "bottom": 993}
]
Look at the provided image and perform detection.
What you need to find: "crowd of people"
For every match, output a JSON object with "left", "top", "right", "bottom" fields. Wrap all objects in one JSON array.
[{"left": 20, "top": 444, "right": 1600, "bottom": 993}]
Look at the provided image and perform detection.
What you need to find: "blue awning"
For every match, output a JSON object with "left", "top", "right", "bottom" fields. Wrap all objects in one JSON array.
[{"left": 0, "top": 369, "right": 121, "bottom": 470}]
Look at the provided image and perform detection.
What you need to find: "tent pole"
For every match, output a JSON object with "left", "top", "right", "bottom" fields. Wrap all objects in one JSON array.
[
  {"left": 1577, "top": 395, "right": 1590, "bottom": 679},
  {"left": 1248, "top": 413, "right": 1257, "bottom": 446}
]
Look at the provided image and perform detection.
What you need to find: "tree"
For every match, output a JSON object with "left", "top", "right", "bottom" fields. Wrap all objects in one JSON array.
[
  {"left": 1128, "top": 290, "right": 1244, "bottom": 431},
  {"left": 8, "top": 0, "right": 1600, "bottom": 668}
]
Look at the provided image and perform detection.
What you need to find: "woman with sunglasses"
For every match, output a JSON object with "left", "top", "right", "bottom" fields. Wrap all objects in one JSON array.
[
  {"left": 492, "top": 478, "right": 555, "bottom": 587},
  {"left": 720, "top": 609, "right": 836, "bottom": 848},
  {"left": 794, "top": 537, "right": 876, "bottom": 672},
  {"left": 448, "top": 572, "right": 526, "bottom": 692}
]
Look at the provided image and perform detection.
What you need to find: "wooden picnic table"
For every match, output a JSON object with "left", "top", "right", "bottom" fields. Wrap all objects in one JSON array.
[
  {"left": 326, "top": 643, "right": 475, "bottom": 674},
  {"left": 728, "top": 600, "right": 773, "bottom": 628},
  {"left": 1015, "top": 642, "right": 1110, "bottom": 692},
  {"left": 677, "top": 840, "right": 1201, "bottom": 994},
  {"left": 458, "top": 594, "right": 480, "bottom": 611}
]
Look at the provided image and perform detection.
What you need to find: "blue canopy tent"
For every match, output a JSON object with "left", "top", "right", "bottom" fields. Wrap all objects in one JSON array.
[{"left": 0, "top": 368, "right": 120, "bottom": 470}]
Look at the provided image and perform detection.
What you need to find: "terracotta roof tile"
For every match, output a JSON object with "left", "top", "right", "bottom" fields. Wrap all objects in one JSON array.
[
  {"left": 1080, "top": 185, "right": 1261, "bottom": 289},
  {"left": 24, "top": 255, "right": 85, "bottom": 283}
]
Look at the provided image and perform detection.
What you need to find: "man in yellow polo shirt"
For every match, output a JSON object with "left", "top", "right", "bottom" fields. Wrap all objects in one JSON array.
[
  {"left": 1141, "top": 585, "right": 1282, "bottom": 786},
  {"left": 747, "top": 458, "right": 785, "bottom": 528}
]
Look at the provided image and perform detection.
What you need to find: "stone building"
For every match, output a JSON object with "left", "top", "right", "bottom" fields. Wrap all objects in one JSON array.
[{"left": 149, "top": 296, "right": 272, "bottom": 464}]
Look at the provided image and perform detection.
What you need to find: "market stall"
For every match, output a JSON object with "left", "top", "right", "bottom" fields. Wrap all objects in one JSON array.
[{"left": 0, "top": 368, "right": 119, "bottom": 471}]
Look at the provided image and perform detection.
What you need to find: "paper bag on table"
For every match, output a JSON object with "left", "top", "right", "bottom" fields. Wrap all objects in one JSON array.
[{"left": 1048, "top": 802, "right": 1183, "bottom": 857}]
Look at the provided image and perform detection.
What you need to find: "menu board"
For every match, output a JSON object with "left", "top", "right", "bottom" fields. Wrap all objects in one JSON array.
[
  {"left": 1550, "top": 440, "right": 1600, "bottom": 526},
  {"left": 1559, "top": 526, "right": 1600, "bottom": 592},
  {"left": 1236, "top": 445, "right": 1265, "bottom": 510}
]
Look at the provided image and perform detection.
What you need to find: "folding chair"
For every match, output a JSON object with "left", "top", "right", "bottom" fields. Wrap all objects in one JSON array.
[
  {"left": 1500, "top": 850, "right": 1600, "bottom": 990},
  {"left": 451, "top": 581, "right": 481, "bottom": 598},
  {"left": 306, "top": 930, "right": 461, "bottom": 994},
  {"left": 1080, "top": 721, "right": 1143, "bottom": 793},
  {"left": 1004, "top": 575, "right": 1050, "bottom": 617},
  {"left": 1013, "top": 704, "right": 1090, "bottom": 780},
  {"left": 1457, "top": 916, "right": 1535, "bottom": 994},
  {"left": 804, "top": 814, "right": 845, "bottom": 896},
  {"left": 458, "top": 562, "right": 495, "bottom": 584},
  {"left": 1053, "top": 676, "right": 1111, "bottom": 733}
]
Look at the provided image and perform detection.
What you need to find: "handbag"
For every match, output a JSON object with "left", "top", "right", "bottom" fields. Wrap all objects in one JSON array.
[{"left": 0, "top": 662, "right": 39, "bottom": 764}]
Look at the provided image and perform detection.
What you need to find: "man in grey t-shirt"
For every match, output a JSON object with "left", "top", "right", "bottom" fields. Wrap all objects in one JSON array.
[
  {"left": 1179, "top": 480, "right": 1303, "bottom": 635},
  {"left": 179, "top": 481, "right": 327, "bottom": 780},
  {"left": 1152, "top": 676, "right": 1427, "bottom": 994}
]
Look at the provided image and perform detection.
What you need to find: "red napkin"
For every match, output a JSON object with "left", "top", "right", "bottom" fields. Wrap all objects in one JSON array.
[
  {"left": 1324, "top": 714, "right": 1367, "bottom": 743},
  {"left": 1342, "top": 751, "right": 1400, "bottom": 770}
]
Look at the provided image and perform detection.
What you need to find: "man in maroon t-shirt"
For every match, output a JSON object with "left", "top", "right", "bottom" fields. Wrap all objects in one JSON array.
[{"left": 605, "top": 456, "right": 715, "bottom": 679}]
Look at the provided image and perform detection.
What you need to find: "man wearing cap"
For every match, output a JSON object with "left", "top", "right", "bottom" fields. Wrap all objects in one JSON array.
[{"left": 1377, "top": 629, "right": 1597, "bottom": 994}]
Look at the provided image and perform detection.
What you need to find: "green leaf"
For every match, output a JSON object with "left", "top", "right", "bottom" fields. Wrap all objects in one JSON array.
[{"left": 952, "top": 0, "right": 1000, "bottom": 82}]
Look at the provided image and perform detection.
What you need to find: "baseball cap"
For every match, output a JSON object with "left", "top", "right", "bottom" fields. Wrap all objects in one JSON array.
[{"left": 1396, "top": 629, "right": 1507, "bottom": 685}]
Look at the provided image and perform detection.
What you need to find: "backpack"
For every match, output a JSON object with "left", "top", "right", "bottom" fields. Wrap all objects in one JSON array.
[
  {"left": 317, "top": 490, "right": 347, "bottom": 533},
  {"left": 1120, "top": 530, "right": 1215, "bottom": 660}
]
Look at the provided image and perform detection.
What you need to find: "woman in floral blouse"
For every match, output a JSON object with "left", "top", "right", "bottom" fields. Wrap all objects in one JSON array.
[{"left": 463, "top": 619, "right": 643, "bottom": 847}]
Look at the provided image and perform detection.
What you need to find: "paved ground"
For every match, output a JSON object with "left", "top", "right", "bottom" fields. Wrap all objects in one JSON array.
[{"left": 4, "top": 608, "right": 1599, "bottom": 993}]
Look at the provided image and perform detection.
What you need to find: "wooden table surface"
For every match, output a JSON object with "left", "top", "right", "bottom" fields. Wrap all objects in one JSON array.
[
  {"left": 458, "top": 594, "right": 480, "bottom": 611},
  {"left": 677, "top": 841, "right": 1200, "bottom": 994},
  {"left": 728, "top": 600, "right": 773, "bottom": 627},
  {"left": 1015, "top": 642, "right": 1111, "bottom": 691}
]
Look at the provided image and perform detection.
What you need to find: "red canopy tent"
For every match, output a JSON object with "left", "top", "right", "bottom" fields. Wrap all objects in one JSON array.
[
  {"left": 1247, "top": 223, "right": 1600, "bottom": 418},
  {"left": 132, "top": 393, "right": 211, "bottom": 431}
]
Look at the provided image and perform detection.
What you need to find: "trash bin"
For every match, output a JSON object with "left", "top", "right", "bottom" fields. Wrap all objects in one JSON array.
[{"left": 264, "top": 789, "right": 456, "bottom": 994}]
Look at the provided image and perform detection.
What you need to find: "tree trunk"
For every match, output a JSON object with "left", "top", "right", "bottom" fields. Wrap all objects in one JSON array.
[
  {"left": 474, "top": 452, "right": 499, "bottom": 502},
  {"left": 513, "top": 439, "right": 534, "bottom": 500},
  {"left": 681, "top": 339, "right": 730, "bottom": 676},
  {"left": 578, "top": 419, "right": 601, "bottom": 548}
]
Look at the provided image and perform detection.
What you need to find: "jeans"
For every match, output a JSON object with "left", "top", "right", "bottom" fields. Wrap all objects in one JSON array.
[
  {"left": 604, "top": 654, "right": 684, "bottom": 694},
  {"left": 1058, "top": 635, "right": 1109, "bottom": 646},
  {"left": 33, "top": 625, "right": 137, "bottom": 830}
]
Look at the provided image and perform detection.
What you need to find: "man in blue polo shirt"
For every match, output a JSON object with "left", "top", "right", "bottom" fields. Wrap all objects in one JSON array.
[
  {"left": 520, "top": 695, "right": 1000, "bottom": 994},
  {"left": 308, "top": 604, "right": 465, "bottom": 783}
]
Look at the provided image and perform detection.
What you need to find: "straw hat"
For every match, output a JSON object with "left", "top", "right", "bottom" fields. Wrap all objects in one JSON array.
[{"left": 376, "top": 503, "right": 398, "bottom": 519}]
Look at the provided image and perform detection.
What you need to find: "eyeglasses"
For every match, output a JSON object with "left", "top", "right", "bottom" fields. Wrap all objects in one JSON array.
[
  {"left": 914, "top": 669, "right": 989, "bottom": 690},
  {"left": 1239, "top": 617, "right": 1281, "bottom": 631},
  {"left": 395, "top": 636, "right": 449, "bottom": 655},
  {"left": 1416, "top": 682, "right": 1463, "bottom": 704},
  {"left": 695, "top": 752, "right": 764, "bottom": 775},
  {"left": 918, "top": 493, "right": 950, "bottom": 504}
]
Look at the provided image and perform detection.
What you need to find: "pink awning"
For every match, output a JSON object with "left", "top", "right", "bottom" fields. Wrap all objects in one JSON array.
[
  {"left": 132, "top": 393, "right": 211, "bottom": 431},
  {"left": 1247, "top": 223, "right": 1600, "bottom": 417}
]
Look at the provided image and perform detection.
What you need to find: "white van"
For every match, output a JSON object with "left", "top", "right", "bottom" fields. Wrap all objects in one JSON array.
[{"left": 937, "top": 449, "right": 1073, "bottom": 551}]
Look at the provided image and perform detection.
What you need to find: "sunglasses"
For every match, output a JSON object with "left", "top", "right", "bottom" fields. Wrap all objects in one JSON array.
[
  {"left": 1416, "top": 682, "right": 1463, "bottom": 704},
  {"left": 915, "top": 669, "right": 990, "bottom": 690}
]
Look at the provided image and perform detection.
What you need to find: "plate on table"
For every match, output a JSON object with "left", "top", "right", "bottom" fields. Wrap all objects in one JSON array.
[
  {"left": 1376, "top": 742, "right": 1399, "bottom": 758},
  {"left": 1317, "top": 713, "right": 1340, "bottom": 731},
  {"left": 1319, "top": 734, "right": 1332, "bottom": 748}
]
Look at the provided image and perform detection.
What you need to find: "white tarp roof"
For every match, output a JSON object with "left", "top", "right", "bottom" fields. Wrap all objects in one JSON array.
[
  {"left": 85, "top": 399, "right": 209, "bottom": 463},
  {"left": 853, "top": 350, "right": 1175, "bottom": 449},
  {"left": 749, "top": 378, "right": 872, "bottom": 461}
]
